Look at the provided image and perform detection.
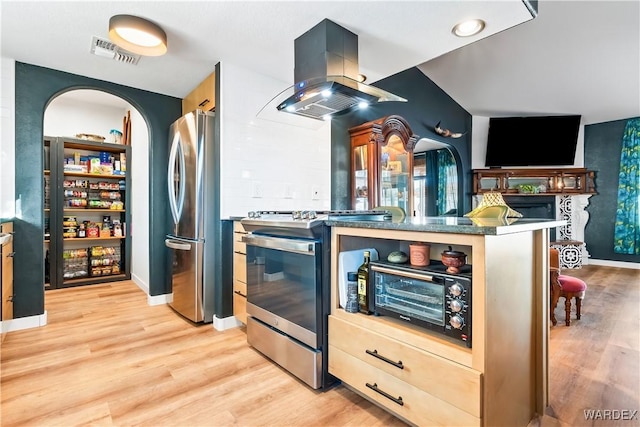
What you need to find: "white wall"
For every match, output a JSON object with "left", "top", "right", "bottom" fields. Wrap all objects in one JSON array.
[
  {"left": 45, "top": 96, "right": 127, "bottom": 138},
  {"left": 44, "top": 91, "right": 150, "bottom": 291},
  {"left": 0, "top": 57, "right": 15, "bottom": 218},
  {"left": 219, "top": 62, "right": 331, "bottom": 218},
  {"left": 471, "top": 116, "right": 585, "bottom": 169}
]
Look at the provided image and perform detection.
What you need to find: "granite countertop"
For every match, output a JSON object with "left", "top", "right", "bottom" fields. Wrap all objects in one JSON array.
[{"left": 325, "top": 216, "right": 566, "bottom": 236}]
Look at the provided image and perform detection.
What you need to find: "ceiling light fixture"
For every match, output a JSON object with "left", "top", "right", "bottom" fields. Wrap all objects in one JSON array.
[
  {"left": 452, "top": 19, "right": 486, "bottom": 37},
  {"left": 109, "top": 14, "right": 167, "bottom": 56}
]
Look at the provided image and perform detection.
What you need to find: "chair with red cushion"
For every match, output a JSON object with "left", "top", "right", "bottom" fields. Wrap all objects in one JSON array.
[{"left": 550, "top": 248, "right": 587, "bottom": 326}]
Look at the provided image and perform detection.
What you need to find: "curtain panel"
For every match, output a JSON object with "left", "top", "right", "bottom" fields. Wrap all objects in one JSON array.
[{"left": 613, "top": 117, "right": 640, "bottom": 255}]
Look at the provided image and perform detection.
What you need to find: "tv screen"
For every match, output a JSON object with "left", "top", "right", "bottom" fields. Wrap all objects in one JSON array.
[{"left": 485, "top": 115, "right": 581, "bottom": 167}]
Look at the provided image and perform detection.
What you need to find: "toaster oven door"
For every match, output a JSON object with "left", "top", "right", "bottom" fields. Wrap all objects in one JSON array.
[{"left": 372, "top": 264, "right": 445, "bottom": 327}]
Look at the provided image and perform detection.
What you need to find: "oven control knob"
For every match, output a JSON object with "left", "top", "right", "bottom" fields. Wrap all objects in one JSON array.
[
  {"left": 308, "top": 210, "right": 317, "bottom": 219},
  {"left": 292, "top": 211, "right": 302, "bottom": 220},
  {"left": 450, "top": 299, "right": 464, "bottom": 312},
  {"left": 450, "top": 314, "right": 464, "bottom": 329},
  {"left": 301, "top": 210, "right": 310, "bottom": 219},
  {"left": 449, "top": 283, "right": 463, "bottom": 297}
]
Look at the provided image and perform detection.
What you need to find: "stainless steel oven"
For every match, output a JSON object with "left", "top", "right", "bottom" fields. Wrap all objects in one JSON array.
[
  {"left": 241, "top": 211, "right": 334, "bottom": 390},
  {"left": 240, "top": 210, "right": 389, "bottom": 389}
]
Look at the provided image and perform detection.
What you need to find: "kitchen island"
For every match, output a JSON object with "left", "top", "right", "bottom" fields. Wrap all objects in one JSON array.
[{"left": 326, "top": 216, "right": 564, "bottom": 427}]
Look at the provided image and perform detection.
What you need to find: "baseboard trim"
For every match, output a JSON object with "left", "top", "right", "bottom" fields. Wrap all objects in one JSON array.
[
  {"left": 587, "top": 259, "right": 640, "bottom": 269},
  {"left": 148, "top": 293, "right": 172, "bottom": 306},
  {"left": 213, "top": 315, "right": 243, "bottom": 331},
  {"left": 0, "top": 311, "right": 48, "bottom": 333},
  {"left": 131, "top": 272, "right": 149, "bottom": 294}
]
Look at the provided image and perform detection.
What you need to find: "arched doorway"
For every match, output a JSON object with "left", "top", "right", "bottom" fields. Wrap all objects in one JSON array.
[{"left": 43, "top": 89, "right": 150, "bottom": 293}]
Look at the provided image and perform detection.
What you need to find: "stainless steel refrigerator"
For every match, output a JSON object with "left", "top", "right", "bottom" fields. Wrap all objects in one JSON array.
[{"left": 165, "top": 110, "right": 218, "bottom": 323}]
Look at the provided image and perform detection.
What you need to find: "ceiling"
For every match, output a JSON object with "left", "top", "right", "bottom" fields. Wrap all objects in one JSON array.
[{"left": 1, "top": 1, "right": 638, "bottom": 125}]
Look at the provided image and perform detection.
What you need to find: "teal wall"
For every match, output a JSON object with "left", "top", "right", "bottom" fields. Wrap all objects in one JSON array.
[
  {"left": 13, "top": 62, "right": 182, "bottom": 318},
  {"left": 330, "top": 67, "right": 472, "bottom": 215}
]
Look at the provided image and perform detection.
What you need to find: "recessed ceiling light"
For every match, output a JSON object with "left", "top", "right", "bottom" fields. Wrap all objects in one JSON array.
[
  {"left": 109, "top": 14, "right": 167, "bottom": 56},
  {"left": 452, "top": 19, "right": 486, "bottom": 37}
]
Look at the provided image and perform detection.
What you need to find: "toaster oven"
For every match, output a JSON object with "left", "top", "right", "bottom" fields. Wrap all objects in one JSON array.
[{"left": 371, "top": 261, "right": 472, "bottom": 347}]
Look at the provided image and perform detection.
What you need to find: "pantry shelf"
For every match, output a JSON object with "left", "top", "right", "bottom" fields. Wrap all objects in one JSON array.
[{"left": 43, "top": 135, "right": 131, "bottom": 290}]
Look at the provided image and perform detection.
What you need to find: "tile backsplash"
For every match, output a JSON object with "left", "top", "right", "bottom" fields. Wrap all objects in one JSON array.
[{"left": 220, "top": 62, "right": 331, "bottom": 218}]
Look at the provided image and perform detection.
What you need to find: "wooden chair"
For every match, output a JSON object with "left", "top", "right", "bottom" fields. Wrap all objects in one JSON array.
[{"left": 550, "top": 247, "right": 587, "bottom": 326}]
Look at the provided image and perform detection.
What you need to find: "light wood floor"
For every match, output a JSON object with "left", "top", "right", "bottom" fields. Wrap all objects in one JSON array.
[{"left": 1, "top": 265, "right": 638, "bottom": 426}]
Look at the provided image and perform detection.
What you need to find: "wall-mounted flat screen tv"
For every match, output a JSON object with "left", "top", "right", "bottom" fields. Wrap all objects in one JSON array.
[{"left": 485, "top": 115, "right": 581, "bottom": 167}]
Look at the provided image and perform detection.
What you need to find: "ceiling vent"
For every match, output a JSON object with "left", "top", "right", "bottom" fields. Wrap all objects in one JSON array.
[{"left": 90, "top": 36, "right": 140, "bottom": 65}]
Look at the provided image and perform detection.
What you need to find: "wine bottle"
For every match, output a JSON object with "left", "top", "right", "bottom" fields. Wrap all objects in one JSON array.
[{"left": 357, "top": 250, "right": 372, "bottom": 314}]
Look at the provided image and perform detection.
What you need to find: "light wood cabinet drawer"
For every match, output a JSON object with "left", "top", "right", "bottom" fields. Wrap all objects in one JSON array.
[
  {"left": 329, "top": 316, "right": 481, "bottom": 418},
  {"left": 233, "top": 252, "right": 246, "bottom": 283},
  {"left": 329, "top": 345, "right": 480, "bottom": 427},
  {"left": 233, "top": 237, "right": 246, "bottom": 255},
  {"left": 233, "top": 222, "right": 247, "bottom": 254},
  {"left": 233, "top": 278, "right": 246, "bottom": 296},
  {"left": 233, "top": 221, "right": 246, "bottom": 233},
  {"left": 233, "top": 292, "right": 247, "bottom": 324},
  {"left": 2, "top": 222, "right": 14, "bottom": 322}
]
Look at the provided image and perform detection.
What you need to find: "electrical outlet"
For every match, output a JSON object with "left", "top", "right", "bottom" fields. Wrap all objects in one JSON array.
[
  {"left": 311, "top": 186, "right": 320, "bottom": 200},
  {"left": 252, "top": 181, "right": 263, "bottom": 198}
]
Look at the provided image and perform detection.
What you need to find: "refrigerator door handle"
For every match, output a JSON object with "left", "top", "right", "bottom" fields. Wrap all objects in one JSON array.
[
  {"left": 165, "top": 238, "right": 192, "bottom": 251},
  {"left": 167, "top": 132, "right": 186, "bottom": 225}
]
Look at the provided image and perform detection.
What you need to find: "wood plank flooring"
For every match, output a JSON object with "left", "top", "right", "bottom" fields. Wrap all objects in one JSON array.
[
  {"left": 1, "top": 264, "right": 638, "bottom": 426},
  {"left": 0, "top": 281, "right": 406, "bottom": 426}
]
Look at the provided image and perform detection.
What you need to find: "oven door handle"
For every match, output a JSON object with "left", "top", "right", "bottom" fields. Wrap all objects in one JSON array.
[{"left": 242, "top": 234, "right": 316, "bottom": 255}]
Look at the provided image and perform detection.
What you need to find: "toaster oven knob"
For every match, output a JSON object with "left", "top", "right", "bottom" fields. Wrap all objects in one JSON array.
[
  {"left": 450, "top": 314, "right": 464, "bottom": 329},
  {"left": 450, "top": 299, "right": 464, "bottom": 312},
  {"left": 449, "top": 283, "right": 463, "bottom": 297}
]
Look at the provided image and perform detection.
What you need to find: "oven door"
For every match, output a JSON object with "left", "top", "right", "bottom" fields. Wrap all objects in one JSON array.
[{"left": 243, "top": 233, "right": 321, "bottom": 349}]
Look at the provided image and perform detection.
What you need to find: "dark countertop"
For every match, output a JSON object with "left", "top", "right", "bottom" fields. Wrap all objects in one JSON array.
[{"left": 325, "top": 216, "right": 566, "bottom": 236}]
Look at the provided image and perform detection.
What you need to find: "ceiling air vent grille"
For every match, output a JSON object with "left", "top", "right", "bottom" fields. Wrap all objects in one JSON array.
[{"left": 90, "top": 36, "right": 140, "bottom": 65}]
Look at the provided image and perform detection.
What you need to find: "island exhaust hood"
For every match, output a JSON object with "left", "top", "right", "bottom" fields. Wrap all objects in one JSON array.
[{"left": 276, "top": 19, "right": 407, "bottom": 120}]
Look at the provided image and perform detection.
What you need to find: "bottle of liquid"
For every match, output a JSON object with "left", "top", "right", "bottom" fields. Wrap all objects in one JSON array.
[
  {"left": 357, "top": 251, "right": 372, "bottom": 314},
  {"left": 345, "top": 272, "right": 359, "bottom": 313}
]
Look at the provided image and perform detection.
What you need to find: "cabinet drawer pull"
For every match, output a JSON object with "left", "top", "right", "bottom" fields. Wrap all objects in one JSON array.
[
  {"left": 365, "top": 349, "right": 404, "bottom": 369},
  {"left": 366, "top": 382, "right": 404, "bottom": 406},
  {"left": 198, "top": 98, "right": 210, "bottom": 107},
  {"left": 233, "top": 290, "right": 246, "bottom": 297},
  {"left": 7, "top": 251, "right": 15, "bottom": 258}
]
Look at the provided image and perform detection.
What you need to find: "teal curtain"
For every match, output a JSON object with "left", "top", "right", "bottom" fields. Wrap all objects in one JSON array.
[
  {"left": 436, "top": 149, "right": 457, "bottom": 215},
  {"left": 613, "top": 118, "right": 640, "bottom": 254}
]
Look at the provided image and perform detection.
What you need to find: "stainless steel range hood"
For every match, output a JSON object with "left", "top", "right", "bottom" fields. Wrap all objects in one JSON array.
[{"left": 276, "top": 19, "right": 406, "bottom": 120}]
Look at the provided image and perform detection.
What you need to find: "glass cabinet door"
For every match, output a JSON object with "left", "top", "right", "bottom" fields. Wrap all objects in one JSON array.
[
  {"left": 379, "top": 134, "right": 410, "bottom": 214},
  {"left": 353, "top": 145, "right": 369, "bottom": 210}
]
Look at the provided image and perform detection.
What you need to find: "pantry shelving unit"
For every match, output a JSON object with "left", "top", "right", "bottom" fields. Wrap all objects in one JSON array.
[{"left": 44, "top": 136, "right": 131, "bottom": 289}]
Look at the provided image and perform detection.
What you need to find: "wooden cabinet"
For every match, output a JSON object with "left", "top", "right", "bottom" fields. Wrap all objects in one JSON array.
[
  {"left": 349, "top": 115, "right": 418, "bottom": 214},
  {"left": 1, "top": 222, "right": 14, "bottom": 326},
  {"left": 473, "top": 168, "right": 596, "bottom": 195},
  {"left": 233, "top": 221, "right": 247, "bottom": 324},
  {"left": 44, "top": 136, "right": 131, "bottom": 289},
  {"left": 329, "top": 224, "right": 551, "bottom": 426},
  {"left": 329, "top": 315, "right": 481, "bottom": 426},
  {"left": 182, "top": 71, "right": 216, "bottom": 115}
]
